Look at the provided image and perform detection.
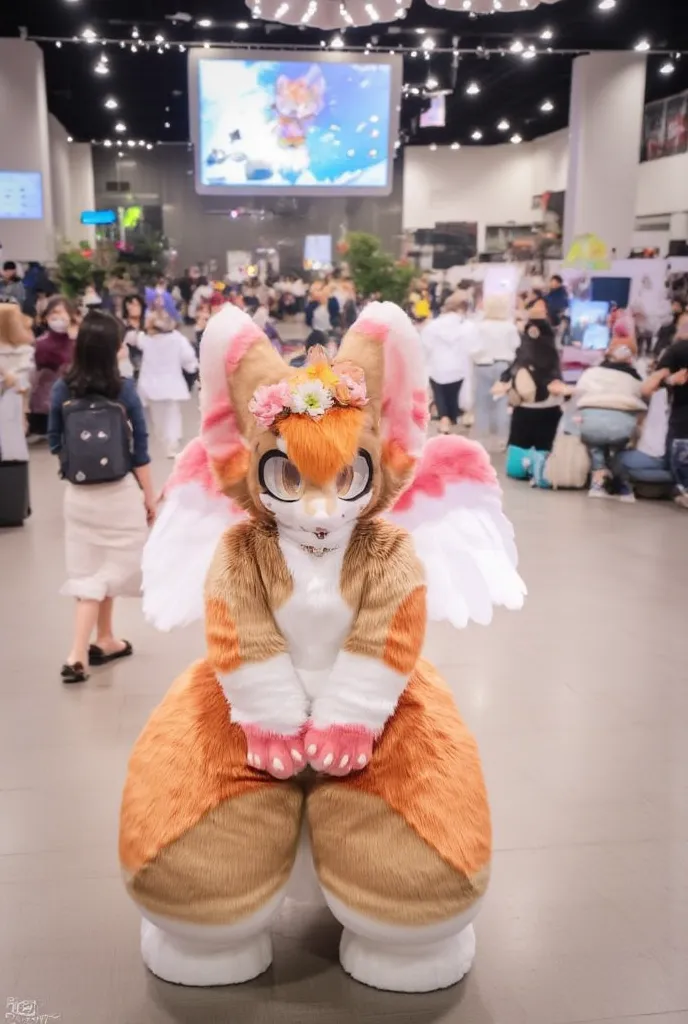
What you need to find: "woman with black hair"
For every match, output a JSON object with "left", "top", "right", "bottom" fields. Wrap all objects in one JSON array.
[
  {"left": 498, "top": 319, "right": 564, "bottom": 452},
  {"left": 122, "top": 293, "right": 147, "bottom": 378},
  {"left": 48, "top": 311, "right": 156, "bottom": 683}
]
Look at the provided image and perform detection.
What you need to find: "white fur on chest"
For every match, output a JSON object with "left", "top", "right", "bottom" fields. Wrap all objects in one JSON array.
[{"left": 274, "top": 531, "right": 354, "bottom": 699}]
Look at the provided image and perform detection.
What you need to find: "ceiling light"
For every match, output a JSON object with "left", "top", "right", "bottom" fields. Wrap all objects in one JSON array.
[
  {"left": 127, "top": 140, "right": 135, "bottom": 147},
  {"left": 365, "top": 2, "right": 380, "bottom": 18},
  {"left": 510, "top": 39, "right": 524, "bottom": 54},
  {"left": 236, "top": 21, "right": 249, "bottom": 29},
  {"left": 426, "top": 75, "right": 439, "bottom": 89},
  {"left": 138, "top": 140, "right": 146, "bottom": 147},
  {"left": 493, "top": 0, "right": 503, "bottom": 8},
  {"left": 471, "top": 130, "right": 483, "bottom": 141},
  {"left": 410, "top": 86, "right": 419, "bottom": 95},
  {"left": 660, "top": 60, "right": 675, "bottom": 75},
  {"left": 67, "top": 136, "right": 73, "bottom": 143},
  {"left": 451, "top": 141, "right": 460, "bottom": 150},
  {"left": 131, "top": 44, "right": 138, "bottom": 52},
  {"left": 197, "top": 18, "right": 213, "bottom": 27},
  {"left": 466, "top": 81, "right": 480, "bottom": 95},
  {"left": 203, "top": 41, "right": 210, "bottom": 48},
  {"left": 411, "top": 50, "right": 418, "bottom": 57},
  {"left": 94, "top": 61, "right": 109, "bottom": 75},
  {"left": 634, "top": 39, "right": 650, "bottom": 52},
  {"left": 497, "top": 118, "right": 510, "bottom": 131},
  {"left": 132, "top": 28, "right": 139, "bottom": 39},
  {"left": 118, "top": 151, "right": 124, "bottom": 158},
  {"left": 597, "top": 0, "right": 616, "bottom": 8},
  {"left": 81, "top": 27, "right": 97, "bottom": 42},
  {"left": 540, "top": 28, "right": 553, "bottom": 40},
  {"left": 416, "top": 27, "right": 426, "bottom": 34},
  {"left": 330, "top": 34, "right": 345, "bottom": 49},
  {"left": 429, "top": 143, "right": 437, "bottom": 151},
  {"left": 164, "top": 121, "right": 171, "bottom": 128},
  {"left": 146, "top": 143, "right": 153, "bottom": 150},
  {"left": 104, "top": 97, "right": 118, "bottom": 109},
  {"left": 462, "top": 0, "right": 472, "bottom": 7},
  {"left": 522, "top": 47, "right": 537, "bottom": 60},
  {"left": 510, "top": 133, "right": 523, "bottom": 144},
  {"left": 421, "top": 37, "right": 435, "bottom": 51},
  {"left": 342, "top": 4, "right": 356, "bottom": 24},
  {"left": 155, "top": 34, "right": 165, "bottom": 44},
  {"left": 115, "top": 122, "right": 126, "bottom": 132},
  {"left": 103, "top": 139, "right": 112, "bottom": 147},
  {"left": 55, "top": 41, "right": 62, "bottom": 48},
  {"left": 179, "top": 44, "right": 187, "bottom": 52},
  {"left": 540, "top": 99, "right": 554, "bottom": 112}
]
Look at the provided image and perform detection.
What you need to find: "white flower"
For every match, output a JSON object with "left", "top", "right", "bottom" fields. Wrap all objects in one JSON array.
[{"left": 289, "top": 380, "right": 334, "bottom": 418}]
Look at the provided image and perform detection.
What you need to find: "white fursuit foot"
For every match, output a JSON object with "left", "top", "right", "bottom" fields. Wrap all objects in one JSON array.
[
  {"left": 141, "top": 918, "right": 272, "bottom": 986},
  {"left": 340, "top": 923, "right": 476, "bottom": 993}
]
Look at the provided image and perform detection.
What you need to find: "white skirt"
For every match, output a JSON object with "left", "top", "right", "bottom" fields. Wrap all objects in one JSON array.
[{"left": 62, "top": 474, "right": 148, "bottom": 601}]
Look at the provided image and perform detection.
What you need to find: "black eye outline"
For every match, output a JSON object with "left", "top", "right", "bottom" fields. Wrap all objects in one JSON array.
[
  {"left": 258, "top": 450, "right": 303, "bottom": 504},
  {"left": 338, "top": 450, "right": 374, "bottom": 502}
]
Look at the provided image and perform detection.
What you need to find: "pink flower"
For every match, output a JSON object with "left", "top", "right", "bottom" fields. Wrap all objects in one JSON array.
[
  {"left": 340, "top": 374, "right": 368, "bottom": 407},
  {"left": 249, "top": 380, "right": 292, "bottom": 429}
]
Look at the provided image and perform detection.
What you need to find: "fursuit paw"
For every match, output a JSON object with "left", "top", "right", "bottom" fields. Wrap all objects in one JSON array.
[
  {"left": 242, "top": 726, "right": 306, "bottom": 780},
  {"left": 303, "top": 725, "right": 375, "bottom": 777}
]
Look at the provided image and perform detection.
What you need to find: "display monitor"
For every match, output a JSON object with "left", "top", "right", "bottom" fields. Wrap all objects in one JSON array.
[
  {"left": 570, "top": 299, "right": 610, "bottom": 350},
  {"left": 0, "top": 171, "right": 43, "bottom": 220},
  {"left": 188, "top": 48, "right": 402, "bottom": 196},
  {"left": 304, "top": 234, "right": 332, "bottom": 269}
]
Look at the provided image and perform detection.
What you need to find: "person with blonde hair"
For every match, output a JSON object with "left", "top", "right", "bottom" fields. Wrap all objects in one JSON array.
[
  {"left": 471, "top": 292, "right": 521, "bottom": 445},
  {"left": 135, "top": 307, "right": 198, "bottom": 458},
  {"left": 422, "top": 294, "right": 477, "bottom": 434}
]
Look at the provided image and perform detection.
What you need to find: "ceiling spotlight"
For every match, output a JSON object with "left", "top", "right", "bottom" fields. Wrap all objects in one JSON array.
[
  {"left": 103, "top": 139, "right": 112, "bottom": 147},
  {"left": 132, "top": 28, "right": 139, "bottom": 39},
  {"left": 429, "top": 143, "right": 437, "bottom": 151},
  {"left": 81, "top": 27, "right": 97, "bottom": 43},
  {"left": 55, "top": 41, "right": 62, "bottom": 48},
  {"left": 118, "top": 151, "right": 124, "bottom": 158},
  {"left": 146, "top": 143, "right": 153, "bottom": 150},
  {"left": 131, "top": 44, "right": 138, "bottom": 52},
  {"left": 236, "top": 21, "right": 249, "bottom": 28},
  {"left": 634, "top": 39, "right": 650, "bottom": 52},
  {"left": 540, "top": 99, "right": 554, "bottom": 112},
  {"left": 597, "top": 0, "right": 616, "bottom": 8},
  {"left": 471, "top": 129, "right": 483, "bottom": 141},
  {"left": 522, "top": 46, "right": 537, "bottom": 60},
  {"left": 462, "top": 0, "right": 472, "bottom": 7},
  {"left": 127, "top": 140, "right": 136, "bottom": 147},
  {"left": 410, "top": 86, "right": 419, "bottom": 95},
  {"left": 540, "top": 28, "right": 553, "bottom": 40},
  {"left": 416, "top": 27, "right": 426, "bottom": 34},
  {"left": 274, "top": 2, "right": 290, "bottom": 17},
  {"left": 426, "top": 75, "right": 439, "bottom": 89},
  {"left": 138, "top": 140, "right": 146, "bottom": 147},
  {"left": 197, "top": 18, "right": 213, "bottom": 27},
  {"left": 660, "top": 60, "right": 675, "bottom": 75},
  {"left": 411, "top": 50, "right": 418, "bottom": 57},
  {"left": 450, "top": 141, "right": 460, "bottom": 150},
  {"left": 67, "top": 136, "right": 73, "bottom": 143},
  {"left": 164, "top": 121, "right": 171, "bottom": 128},
  {"left": 497, "top": 118, "right": 510, "bottom": 131},
  {"left": 179, "top": 44, "right": 186, "bottom": 52},
  {"left": 330, "top": 34, "right": 345, "bottom": 49},
  {"left": 510, "top": 133, "right": 523, "bottom": 144},
  {"left": 115, "top": 121, "right": 126, "bottom": 132},
  {"left": 510, "top": 39, "right": 524, "bottom": 53},
  {"left": 203, "top": 41, "right": 210, "bottom": 48},
  {"left": 155, "top": 34, "right": 165, "bottom": 44},
  {"left": 421, "top": 37, "right": 435, "bottom": 51},
  {"left": 466, "top": 81, "right": 480, "bottom": 95},
  {"left": 94, "top": 61, "right": 109, "bottom": 75},
  {"left": 104, "top": 97, "right": 118, "bottom": 109},
  {"left": 493, "top": 0, "right": 503, "bottom": 8}
]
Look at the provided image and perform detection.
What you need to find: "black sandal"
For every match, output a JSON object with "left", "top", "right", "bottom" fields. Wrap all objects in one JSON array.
[
  {"left": 88, "top": 640, "right": 133, "bottom": 666},
  {"left": 61, "top": 662, "right": 89, "bottom": 684}
]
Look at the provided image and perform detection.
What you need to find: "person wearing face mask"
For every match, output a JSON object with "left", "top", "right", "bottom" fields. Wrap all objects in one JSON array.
[{"left": 28, "top": 296, "right": 77, "bottom": 441}]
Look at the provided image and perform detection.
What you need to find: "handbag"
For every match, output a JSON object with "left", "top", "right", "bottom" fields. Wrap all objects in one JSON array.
[{"left": 508, "top": 366, "right": 537, "bottom": 407}]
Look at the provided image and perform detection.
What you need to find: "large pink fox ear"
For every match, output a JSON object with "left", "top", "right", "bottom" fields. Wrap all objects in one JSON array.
[
  {"left": 198, "top": 303, "right": 287, "bottom": 500},
  {"left": 334, "top": 302, "right": 428, "bottom": 509}
]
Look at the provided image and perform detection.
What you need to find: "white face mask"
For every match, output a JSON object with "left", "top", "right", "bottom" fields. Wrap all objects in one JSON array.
[{"left": 48, "top": 316, "right": 69, "bottom": 334}]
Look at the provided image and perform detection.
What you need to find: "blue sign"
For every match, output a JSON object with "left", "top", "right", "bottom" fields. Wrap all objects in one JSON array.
[{"left": 80, "top": 209, "right": 117, "bottom": 225}]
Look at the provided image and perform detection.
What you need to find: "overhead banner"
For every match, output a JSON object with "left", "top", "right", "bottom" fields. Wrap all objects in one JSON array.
[{"left": 641, "top": 92, "right": 688, "bottom": 162}]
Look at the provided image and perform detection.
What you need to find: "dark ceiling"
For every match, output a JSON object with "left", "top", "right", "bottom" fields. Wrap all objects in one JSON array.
[{"left": 1, "top": 0, "right": 687, "bottom": 148}]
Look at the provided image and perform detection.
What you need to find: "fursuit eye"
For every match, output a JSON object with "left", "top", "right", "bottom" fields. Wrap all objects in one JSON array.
[
  {"left": 259, "top": 452, "right": 304, "bottom": 503},
  {"left": 336, "top": 452, "right": 372, "bottom": 502}
]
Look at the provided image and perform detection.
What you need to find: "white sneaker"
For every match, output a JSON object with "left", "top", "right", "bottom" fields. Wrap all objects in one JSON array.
[{"left": 674, "top": 492, "right": 688, "bottom": 510}]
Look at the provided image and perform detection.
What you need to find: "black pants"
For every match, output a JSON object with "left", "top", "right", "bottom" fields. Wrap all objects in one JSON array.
[
  {"left": 430, "top": 379, "right": 463, "bottom": 425},
  {"left": 509, "top": 406, "right": 562, "bottom": 452}
]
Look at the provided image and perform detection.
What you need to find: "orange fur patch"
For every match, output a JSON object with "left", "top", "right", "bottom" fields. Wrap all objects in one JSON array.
[
  {"left": 382, "top": 438, "right": 416, "bottom": 476},
  {"left": 211, "top": 448, "right": 250, "bottom": 490},
  {"left": 277, "top": 406, "right": 365, "bottom": 486}
]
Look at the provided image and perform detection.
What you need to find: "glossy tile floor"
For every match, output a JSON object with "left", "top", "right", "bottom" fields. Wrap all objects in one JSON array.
[{"left": 2, "top": 417, "right": 688, "bottom": 1024}]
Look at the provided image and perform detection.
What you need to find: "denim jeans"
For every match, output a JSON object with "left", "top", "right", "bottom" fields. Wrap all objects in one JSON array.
[
  {"left": 473, "top": 362, "right": 510, "bottom": 440},
  {"left": 670, "top": 437, "right": 688, "bottom": 492},
  {"left": 618, "top": 449, "right": 673, "bottom": 484},
  {"left": 580, "top": 408, "right": 638, "bottom": 474}
]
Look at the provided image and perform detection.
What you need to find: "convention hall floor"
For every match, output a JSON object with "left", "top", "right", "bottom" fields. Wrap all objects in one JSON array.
[{"left": 2, "top": 420, "right": 688, "bottom": 1024}]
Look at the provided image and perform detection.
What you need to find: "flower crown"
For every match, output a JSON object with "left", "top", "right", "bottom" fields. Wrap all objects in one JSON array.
[{"left": 249, "top": 349, "right": 367, "bottom": 430}]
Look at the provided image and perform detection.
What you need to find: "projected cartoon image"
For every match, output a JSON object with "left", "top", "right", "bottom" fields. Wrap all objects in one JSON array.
[{"left": 199, "top": 58, "right": 392, "bottom": 188}]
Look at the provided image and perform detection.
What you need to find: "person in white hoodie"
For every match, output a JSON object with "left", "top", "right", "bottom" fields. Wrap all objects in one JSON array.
[
  {"left": 422, "top": 293, "right": 477, "bottom": 434},
  {"left": 575, "top": 323, "right": 647, "bottom": 501},
  {"left": 135, "top": 308, "right": 198, "bottom": 458},
  {"left": 471, "top": 293, "right": 521, "bottom": 444}
]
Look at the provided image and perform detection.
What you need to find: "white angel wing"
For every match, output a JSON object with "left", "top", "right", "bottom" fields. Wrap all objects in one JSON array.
[
  {"left": 142, "top": 481, "right": 245, "bottom": 632},
  {"left": 388, "top": 436, "right": 526, "bottom": 629}
]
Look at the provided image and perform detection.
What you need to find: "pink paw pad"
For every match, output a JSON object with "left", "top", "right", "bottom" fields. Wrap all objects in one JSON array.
[
  {"left": 304, "top": 725, "right": 375, "bottom": 777},
  {"left": 242, "top": 726, "right": 306, "bottom": 780}
]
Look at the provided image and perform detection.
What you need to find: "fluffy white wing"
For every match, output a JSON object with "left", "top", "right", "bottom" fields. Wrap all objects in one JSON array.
[
  {"left": 388, "top": 436, "right": 526, "bottom": 628},
  {"left": 142, "top": 481, "right": 245, "bottom": 631}
]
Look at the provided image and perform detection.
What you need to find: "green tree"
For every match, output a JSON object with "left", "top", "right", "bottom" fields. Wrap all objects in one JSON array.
[
  {"left": 345, "top": 232, "right": 414, "bottom": 306},
  {"left": 55, "top": 246, "right": 94, "bottom": 299}
]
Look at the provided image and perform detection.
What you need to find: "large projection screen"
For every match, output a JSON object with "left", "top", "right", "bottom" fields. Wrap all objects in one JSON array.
[{"left": 188, "top": 48, "right": 402, "bottom": 197}]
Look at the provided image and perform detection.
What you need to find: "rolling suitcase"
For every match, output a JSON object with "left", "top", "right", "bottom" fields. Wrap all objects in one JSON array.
[{"left": 0, "top": 461, "right": 30, "bottom": 527}]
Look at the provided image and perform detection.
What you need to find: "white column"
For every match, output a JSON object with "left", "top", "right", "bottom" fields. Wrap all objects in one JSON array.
[
  {"left": 0, "top": 40, "right": 54, "bottom": 261},
  {"left": 48, "top": 115, "right": 71, "bottom": 246},
  {"left": 564, "top": 53, "right": 647, "bottom": 258},
  {"left": 67, "top": 144, "right": 97, "bottom": 248}
]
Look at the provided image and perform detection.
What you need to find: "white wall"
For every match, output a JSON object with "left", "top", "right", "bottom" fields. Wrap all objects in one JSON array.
[
  {"left": 404, "top": 128, "right": 688, "bottom": 254},
  {"left": 66, "top": 144, "right": 96, "bottom": 248},
  {"left": 48, "top": 115, "right": 71, "bottom": 245},
  {"left": 0, "top": 40, "right": 54, "bottom": 261}
]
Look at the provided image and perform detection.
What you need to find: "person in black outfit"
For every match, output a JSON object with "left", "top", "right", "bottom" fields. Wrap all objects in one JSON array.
[
  {"left": 501, "top": 319, "right": 563, "bottom": 451},
  {"left": 654, "top": 299, "right": 686, "bottom": 360}
]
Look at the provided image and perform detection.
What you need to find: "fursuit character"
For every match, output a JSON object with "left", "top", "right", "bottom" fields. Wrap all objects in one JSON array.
[
  {"left": 274, "top": 66, "right": 325, "bottom": 148},
  {"left": 119, "top": 302, "right": 526, "bottom": 993}
]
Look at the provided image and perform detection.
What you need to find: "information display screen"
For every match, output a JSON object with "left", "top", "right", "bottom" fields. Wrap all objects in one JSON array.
[{"left": 0, "top": 171, "right": 43, "bottom": 220}]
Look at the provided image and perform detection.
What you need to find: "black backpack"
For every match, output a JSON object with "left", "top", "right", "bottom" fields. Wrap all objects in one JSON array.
[{"left": 60, "top": 395, "right": 132, "bottom": 485}]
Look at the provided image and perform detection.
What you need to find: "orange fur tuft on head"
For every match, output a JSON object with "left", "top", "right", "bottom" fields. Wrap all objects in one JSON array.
[{"left": 277, "top": 406, "right": 365, "bottom": 487}]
